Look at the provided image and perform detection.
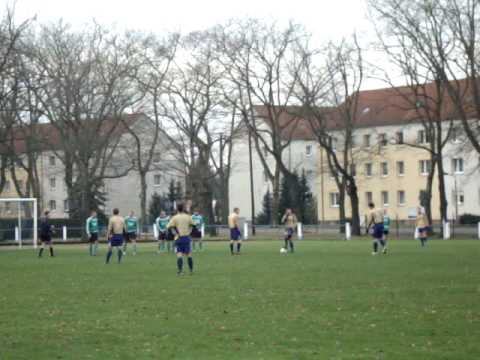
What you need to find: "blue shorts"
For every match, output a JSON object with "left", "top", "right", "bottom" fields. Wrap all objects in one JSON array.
[
  {"left": 191, "top": 226, "right": 202, "bottom": 239},
  {"left": 418, "top": 227, "right": 430, "bottom": 233},
  {"left": 372, "top": 224, "right": 384, "bottom": 239},
  {"left": 175, "top": 236, "right": 191, "bottom": 254},
  {"left": 230, "top": 228, "right": 241, "bottom": 241},
  {"left": 285, "top": 228, "right": 294, "bottom": 239},
  {"left": 110, "top": 234, "right": 124, "bottom": 247}
]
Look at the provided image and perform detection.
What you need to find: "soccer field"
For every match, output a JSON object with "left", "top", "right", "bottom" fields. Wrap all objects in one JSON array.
[{"left": 1, "top": 240, "right": 479, "bottom": 360}]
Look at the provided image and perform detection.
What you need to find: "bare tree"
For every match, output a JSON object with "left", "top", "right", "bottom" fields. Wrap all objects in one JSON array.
[
  {"left": 296, "top": 37, "right": 365, "bottom": 235},
  {"left": 24, "top": 21, "right": 141, "bottom": 221}
]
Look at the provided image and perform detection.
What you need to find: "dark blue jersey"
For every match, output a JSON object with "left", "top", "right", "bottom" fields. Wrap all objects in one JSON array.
[{"left": 39, "top": 219, "right": 52, "bottom": 237}]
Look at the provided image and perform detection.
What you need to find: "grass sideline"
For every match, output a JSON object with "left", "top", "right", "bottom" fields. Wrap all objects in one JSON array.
[{"left": 0, "top": 240, "right": 479, "bottom": 359}]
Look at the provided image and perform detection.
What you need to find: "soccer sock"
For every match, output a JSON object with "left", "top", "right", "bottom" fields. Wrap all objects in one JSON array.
[
  {"left": 167, "top": 242, "right": 171, "bottom": 252},
  {"left": 199, "top": 241, "right": 203, "bottom": 250},
  {"left": 421, "top": 238, "right": 426, "bottom": 246},
  {"left": 89, "top": 243, "right": 92, "bottom": 256},
  {"left": 373, "top": 241, "right": 378, "bottom": 253},
  {"left": 49, "top": 247, "right": 54, "bottom": 257},
  {"left": 123, "top": 242, "right": 127, "bottom": 253},
  {"left": 379, "top": 239, "right": 386, "bottom": 247},
  {"left": 230, "top": 243, "right": 234, "bottom": 254},
  {"left": 38, "top": 247, "right": 44, "bottom": 257},
  {"left": 289, "top": 240, "right": 294, "bottom": 252},
  {"left": 187, "top": 257, "right": 193, "bottom": 272},
  {"left": 284, "top": 238, "right": 289, "bottom": 249},
  {"left": 237, "top": 243, "right": 241, "bottom": 253},
  {"left": 117, "top": 248, "right": 123, "bottom": 263},
  {"left": 106, "top": 249, "right": 112, "bottom": 264},
  {"left": 192, "top": 241, "right": 196, "bottom": 250},
  {"left": 133, "top": 243, "right": 137, "bottom": 254},
  {"left": 94, "top": 243, "right": 98, "bottom": 256},
  {"left": 177, "top": 257, "right": 183, "bottom": 272}
]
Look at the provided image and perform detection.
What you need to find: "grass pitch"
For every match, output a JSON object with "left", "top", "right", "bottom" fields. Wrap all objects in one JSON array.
[{"left": 1, "top": 240, "right": 479, "bottom": 359}]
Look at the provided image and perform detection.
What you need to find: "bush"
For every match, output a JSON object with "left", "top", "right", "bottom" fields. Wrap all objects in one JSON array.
[{"left": 459, "top": 213, "right": 480, "bottom": 225}]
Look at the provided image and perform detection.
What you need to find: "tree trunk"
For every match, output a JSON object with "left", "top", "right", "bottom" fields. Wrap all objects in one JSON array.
[
  {"left": 437, "top": 154, "right": 448, "bottom": 225},
  {"left": 271, "top": 166, "right": 281, "bottom": 225},
  {"left": 348, "top": 181, "right": 361, "bottom": 235},
  {"left": 139, "top": 170, "right": 148, "bottom": 228},
  {"left": 338, "top": 179, "right": 346, "bottom": 232},
  {"left": 425, "top": 161, "right": 435, "bottom": 228}
]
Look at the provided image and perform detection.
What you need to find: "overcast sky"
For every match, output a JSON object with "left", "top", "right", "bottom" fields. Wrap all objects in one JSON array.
[{"left": 7, "top": 0, "right": 397, "bottom": 89}]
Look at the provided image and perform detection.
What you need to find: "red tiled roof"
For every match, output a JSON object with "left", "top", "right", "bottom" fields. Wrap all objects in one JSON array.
[
  {"left": 253, "top": 78, "right": 477, "bottom": 140},
  {"left": 6, "top": 113, "right": 143, "bottom": 154}
]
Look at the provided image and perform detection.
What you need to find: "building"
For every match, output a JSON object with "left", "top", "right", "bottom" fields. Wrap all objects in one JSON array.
[{"left": 0, "top": 114, "right": 183, "bottom": 219}]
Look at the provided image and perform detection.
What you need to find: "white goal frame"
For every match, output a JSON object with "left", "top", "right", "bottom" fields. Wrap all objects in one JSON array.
[{"left": 0, "top": 198, "right": 38, "bottom": 249}]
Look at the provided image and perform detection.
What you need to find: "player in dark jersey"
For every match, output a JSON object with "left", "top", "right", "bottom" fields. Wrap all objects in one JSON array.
[{"left": 38, "top": 210, "right": 55, "bottom": 258}]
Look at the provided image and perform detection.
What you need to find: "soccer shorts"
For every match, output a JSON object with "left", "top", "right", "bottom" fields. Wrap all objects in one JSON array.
[
  {"left": 125, "top": 232, "right": 137, "bottom": 242},
  {"left": 166, "top": 229, "right": 175, "bottom": 241},
  {"left": 285, "top": 227, "right": 294, "bottom": 240},
  {"left": 40, "top": 234, "right": 52, "bottom": 244},
  {"left": 417, "top": 226, "right": 430, "bottom": 233},
  {"left": 383, "top": 229, "right": 389, "bottom": 235},
  {"left": 110, "top": 234, "right": 124, "bottom": 247},
  {"left": 175, "top": 236, "right": 191, "bottom": 254},
  {"left": 158, "top": 231, "right": 166, "bottom": 241},
  {"left": 191, "top": 226, "right": 202, "bottom": 239},
  {"left": 230, "top": 228, "right": 241, "bottom": 241},
  {"left": 89, "top": 233, "right": 98, "bottom": 243},
  {"left": 372, "top": 223, "right": 384, "bottom": 239}
]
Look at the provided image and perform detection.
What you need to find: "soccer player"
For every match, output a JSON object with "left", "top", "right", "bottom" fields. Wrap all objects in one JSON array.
[
  {"left": 38, "top": 210, "right": 54, "bottom": 258},
  {"left": 123, "top": 210, "right": 139, "bottom": 256},
  {"left": 167, "top": 203, "right": 194, "bottom": 275},
  {"left": 155, "top": 211, "right": 170, "bottom": 253},
  {"left": 416, "top": 206, "right": 430, "bottom": 247},
  {"left": 281, "top": 208, "right": 298, "bottom": 253},
  {"left": 191, "top": 209, "right": 204, "bottom": 251},
  {"left": 86, "top": 210, "right": 99, "bottom": 256},
  {"left": 366, "top": 202, "right": 384, "bottom": 255},
  {"left": 228, "top": 207, "right": 242, "bottom": 255},
  {"left": 382, "top": 208, "right": 390, "bottom": 254},
  {"left": 105, "top": 208, "right": 125, "bottom": 264}
]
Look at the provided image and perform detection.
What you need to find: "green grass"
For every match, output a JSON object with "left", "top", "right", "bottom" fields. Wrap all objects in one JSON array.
[{"left": 1, "top": 240, "right": 479, "bottom": 360}]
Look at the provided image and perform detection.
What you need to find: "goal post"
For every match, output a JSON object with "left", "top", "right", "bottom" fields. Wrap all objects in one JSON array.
[{"left": 0, "top": 198, "right": 38, "bottom": 249}]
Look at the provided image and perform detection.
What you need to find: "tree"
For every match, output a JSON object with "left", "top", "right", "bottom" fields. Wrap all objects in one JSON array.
[
  {"left": 148, "top": 192, "right": 169, "bottom": 223},
  {"left": 256, "top": 190, "right": 273, "bottom": 225},
  {"left": 296, "top": 36, "right": 365, "bottom": 235}
]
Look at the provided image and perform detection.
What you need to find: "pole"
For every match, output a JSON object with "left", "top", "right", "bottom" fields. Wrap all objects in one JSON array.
[
  {"left": 243, "top": 222, "right": 248, "bottom": 240},
  {"left": 33, "top": 199, "right": 37, "bottom": 249},
  {"left": 248, "top": 131, "right": 256, "bottom": 235},
  {"left": 297, "top": 222, "right": 303, "bottom": 240},
  {"left": 17, "top": 202, "right": 22, "bottom": 248},
  {"left": 345, "top": 222, "right": 351, "bottom": 240},
  {"left": 62, "top": 226, "right": 67, "bottom": 242},
  {"left": 320, "top": 148, "right": 325, "bottom": 222}
]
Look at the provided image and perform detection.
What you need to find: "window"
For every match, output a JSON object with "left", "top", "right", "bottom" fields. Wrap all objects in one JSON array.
[
  {"left": 351, "top": 136, "right": 357, "bottom": 148},
  {"left": 396, "top": 131, "right": 404, "bottom": 144},
  {"left": 381, "top": 191, "right": 389, "bottom": 206},
  {"left": 453, "top": 191, "right": 465, "bottom": 206},
  {"left": 64, "top": 199, "right": 69, "bottom": 212},
  {"left": 452, "top": 158, "right": 464, "bottom": 174},
  {"left": 305, "top": 145, "right": 312, "bottom": 156},
  {"left": 450, "top": 127, "right": 462, "bottom": 143},
  {"left": 49, "top": 156, "right": 56, "bottom": 166},
  {"left": 329, "top": 136, "right": 338, "bottom": 150},
  {"left": 365, "top": 191, "right": 373, "bottom": 204},
  {"left": 381, "top": 162, "right": 389, "bottom": 176},
  {"left": 363, "top": 134, "right": 371, "bottom": 147},
  {"left": 152, "top": 152, "right": 161, "bottom": 163},
  {"left": 49, "top": 200, "right": 56, "bottom": 210},
  {"left": 397, "top": 190, "right": 406, "bottom": 206},
  {"left": 49, "top": 177, "right": 56, "bottom": 189},
  {"left": 350, "top": 164, "right": 357, "bottom": 177},
  {"left": 419, "top": 160, "right": 431, "bottom": 175},
  {"left": 417, "top": 129, "right": 430, "bottom": 144},
  {"left": 396, "top": 161, "right": 405, "bottom": 176},
  {"left": 154, "top": 174, "right": 161, "bottom": 185},
  {"left": 329, "top": 192, "right": 340, "bottom": 207},
  {"left": 379, "top": 133, "right": 387, "bottom": 147},
  {"left": 365, "top": 163, "right": 373, "bottom": 177}
]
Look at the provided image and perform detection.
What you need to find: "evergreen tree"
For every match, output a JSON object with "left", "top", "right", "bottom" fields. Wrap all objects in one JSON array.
[
  {"left": 148, "top": 192, "right": 169, "bottom": 222},
  {"left": 175, "top": 181, "right": 184, "bottom": 202},
  {"left": 278, "top": 172, "right": 300, "bottom": 222},
  {"left": 256, "top": 190, "right": 273, "bottom": 225}
]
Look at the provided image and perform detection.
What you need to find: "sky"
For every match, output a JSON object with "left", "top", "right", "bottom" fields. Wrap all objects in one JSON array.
[{"left": 6, "top": 0, "right": 396, "bottom": 89}]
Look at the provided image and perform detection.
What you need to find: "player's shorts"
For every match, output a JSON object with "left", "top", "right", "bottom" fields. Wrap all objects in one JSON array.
[
  {"left": 158, "top": 231, "right": 166, "bottom": 241},
  {"left": 125, "top": 232, "right": 137, "bottom": 242},
  {"left": 191, "top": 226, "right": 202, "bottom": 239},
  {"left": 383, "top": 229, "right": 389, "bottom": 235},
  {"left": 372, "top": 223, "right": 384, "bottom": 239},
  {"left": 89, "top": 233, "right": 98, "bottom": 242},
  {"left": 285, "top": 227, "right": 294, "bottom": 240},
  {"left": 109, "top": 234, "right": 124, "bottom": 247},
  {"left": 40, "top": 234, "right": 52, "bottom": 244},
  {"left": 175, "top": 236, "right": 191, "bottom": 254},
  {"left": 230, "top": 227, "right": 241, "bottom": 241},
  {"left": 417, "top": 226, "right": 430, "bottom": 233}
]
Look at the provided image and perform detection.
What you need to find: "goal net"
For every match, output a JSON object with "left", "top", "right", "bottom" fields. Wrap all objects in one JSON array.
[{"left": 0, "top": 198, "right": 38, "bottom": 249}]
